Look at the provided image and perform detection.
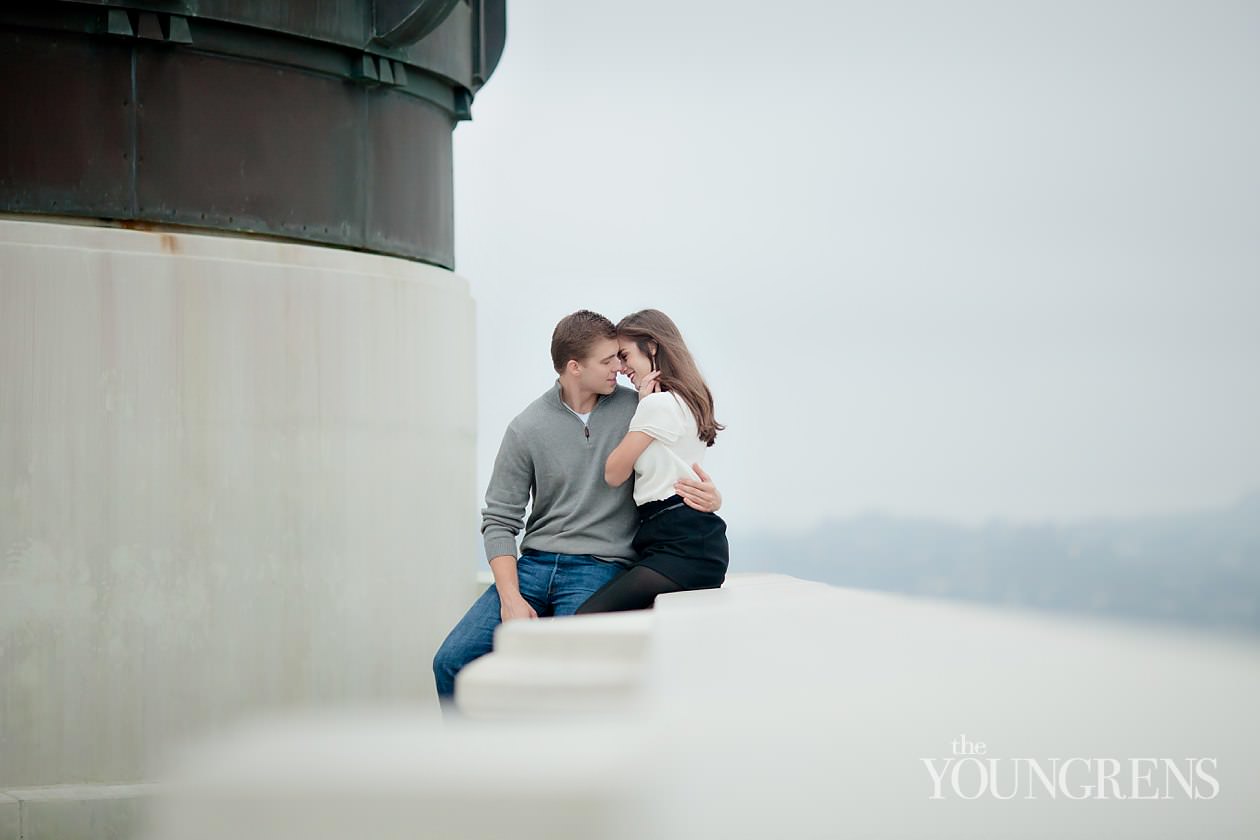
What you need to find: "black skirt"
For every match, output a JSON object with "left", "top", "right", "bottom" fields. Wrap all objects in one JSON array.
[{"left": 633, "top": 495, "right": 729, "bottom": 590}]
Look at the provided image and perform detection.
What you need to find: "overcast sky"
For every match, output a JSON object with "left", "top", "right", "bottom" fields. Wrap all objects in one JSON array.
[{"left": 452, "top": 0, "right": 1260, "bottom": 533}]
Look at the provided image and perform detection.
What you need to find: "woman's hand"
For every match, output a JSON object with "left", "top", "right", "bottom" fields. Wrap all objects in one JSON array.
[
  {"left": 675, "top": 464, "right": 722, "bottom": 512},
  {"left": 499, "top": 593, "right": 538, "bottom": 623},
  {"left": 637, "top": 370, "right": 661, "bottom": 401}
]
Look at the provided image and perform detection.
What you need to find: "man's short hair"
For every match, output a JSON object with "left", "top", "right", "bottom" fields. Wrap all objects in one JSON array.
[{"left": 551, "top": 310, "right": 616, "bottom": 373}]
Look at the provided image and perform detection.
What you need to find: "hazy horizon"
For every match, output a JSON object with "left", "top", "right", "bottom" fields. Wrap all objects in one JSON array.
[{"left": 737, "top": 486, "right": 1260, "bottom": 636}]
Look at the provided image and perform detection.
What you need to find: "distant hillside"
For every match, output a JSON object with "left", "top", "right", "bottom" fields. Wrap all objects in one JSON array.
[{"left": 735, "top": 491, "right": 1260, "bottom": 635}]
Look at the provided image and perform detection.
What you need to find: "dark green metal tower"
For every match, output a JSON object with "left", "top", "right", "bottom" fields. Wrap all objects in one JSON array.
[{"left": 0, "top": 1, "right": 506, "bottom": 268}]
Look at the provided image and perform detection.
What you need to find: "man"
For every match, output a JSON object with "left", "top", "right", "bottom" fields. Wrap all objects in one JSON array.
[{"left": 432, "top": 310, "right": 721, "bottom": 703}]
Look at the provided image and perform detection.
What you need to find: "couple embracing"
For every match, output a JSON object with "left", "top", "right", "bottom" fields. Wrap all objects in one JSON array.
[{"left": 432, "top": 309, "right": 729, "bottom": 703}]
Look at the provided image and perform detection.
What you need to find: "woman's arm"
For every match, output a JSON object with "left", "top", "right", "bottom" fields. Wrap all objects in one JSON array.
[{"left": 605, "top": 431, "right": 654, "bottom": 487}]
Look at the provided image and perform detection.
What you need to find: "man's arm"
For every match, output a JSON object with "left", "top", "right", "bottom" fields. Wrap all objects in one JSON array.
[
  {"left": 674, "top": 463, "right": 722, "bottom": 512},
  {"left": 489, "top": 554, "right": 537, "bottom": 621},
  {"left": 481, "top": 424, "right": 539, "bottom": 622}
]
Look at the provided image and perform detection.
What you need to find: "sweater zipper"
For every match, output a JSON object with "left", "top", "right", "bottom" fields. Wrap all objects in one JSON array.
[
  {"left": 579, "top": 395, "right": 599, "bottom": 445},
  {"left": 557, "top": 388, "right": 602, "bottom": 444},
  {"left": 586, "top": 392, "right": 611, "bottom": 447}
]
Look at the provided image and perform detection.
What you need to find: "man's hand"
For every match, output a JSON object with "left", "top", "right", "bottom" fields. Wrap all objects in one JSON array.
[
  {"left": 675, "top": 463, "right": 722, "bottom": 513},
  {"left": 489, "top": 554, "right": 538, "bottom": 622},
  {"left": 500, "top": 592, "right": 539, "bottom": 623}
]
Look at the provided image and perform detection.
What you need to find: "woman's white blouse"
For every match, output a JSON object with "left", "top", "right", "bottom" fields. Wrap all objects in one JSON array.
[{"left": 628, "top": 392, "right": 707, "bottom": 506}]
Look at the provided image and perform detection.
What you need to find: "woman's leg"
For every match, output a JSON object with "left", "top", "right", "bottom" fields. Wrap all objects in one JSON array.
[
  {"left": 574, "top": 565, "right": 684, "bottom": 614},
  {"left": 550, "top": 554, "right": 625, "bottom": 616}
]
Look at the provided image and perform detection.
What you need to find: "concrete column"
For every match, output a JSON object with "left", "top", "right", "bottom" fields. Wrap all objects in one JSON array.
[{"left": 0, "top": 217, "right": 476, "bottom": 787}]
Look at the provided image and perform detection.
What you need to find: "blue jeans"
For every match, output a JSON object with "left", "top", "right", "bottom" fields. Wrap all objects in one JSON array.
[{"left": 432, "top": 551, "right": 625, "bottom": 701}]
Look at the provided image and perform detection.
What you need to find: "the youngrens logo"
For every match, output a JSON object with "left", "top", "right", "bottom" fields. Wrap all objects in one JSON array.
[{"left": 922, "top": 735, "right": 1219, "bottom": 800}]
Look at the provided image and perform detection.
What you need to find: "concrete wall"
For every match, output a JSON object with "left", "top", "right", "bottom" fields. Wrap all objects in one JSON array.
[{"left": 0, "top": 217, "right": 477, "bottom": 787}]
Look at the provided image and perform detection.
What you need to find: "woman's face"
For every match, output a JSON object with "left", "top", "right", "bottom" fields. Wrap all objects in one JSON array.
[{"left": 617, "top": 337, "right": 654, "bottom": 386}]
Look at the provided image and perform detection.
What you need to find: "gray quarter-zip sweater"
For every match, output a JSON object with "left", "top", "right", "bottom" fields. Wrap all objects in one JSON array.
[{"left": 481, "top": 382, "right": 640, "bottom": 564}]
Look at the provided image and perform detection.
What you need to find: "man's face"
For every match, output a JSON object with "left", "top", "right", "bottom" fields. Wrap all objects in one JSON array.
[{"left": 574, "top": 338, "right": 621, "bottom": 396}]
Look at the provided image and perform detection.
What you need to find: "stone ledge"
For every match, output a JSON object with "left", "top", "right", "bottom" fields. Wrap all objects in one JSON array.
[
  {"left": 491, "top": 610, "right": 655, "bottom": 661},
  {"left": 457, "top": 656, "right": 645, "bottom": 718},
  {"left": 1, "top": 785, "right": 158, "bottom": 840},
  {"left": 455, "top": 589, "right": 662, "bottom": 718},
  {"left": 453, "top": 574, "right": 793, "bottom": 719},
  {"left": 130, "top": 575, "right": 1260, "bottom": 839}
]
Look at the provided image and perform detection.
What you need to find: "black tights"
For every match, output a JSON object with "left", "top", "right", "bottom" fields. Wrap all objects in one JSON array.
[{"left": 575, "top": 566, "right": 683, "bottom": 614}]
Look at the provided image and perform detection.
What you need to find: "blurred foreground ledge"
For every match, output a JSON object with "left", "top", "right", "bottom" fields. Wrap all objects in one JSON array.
[{"left": 4, "top": 573, "right": 1258, "bottom": 839}]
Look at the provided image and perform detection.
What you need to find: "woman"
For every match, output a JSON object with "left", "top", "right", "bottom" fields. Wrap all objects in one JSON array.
[{"left": 575, "top": 309, "right": 728, "bottom": 613}]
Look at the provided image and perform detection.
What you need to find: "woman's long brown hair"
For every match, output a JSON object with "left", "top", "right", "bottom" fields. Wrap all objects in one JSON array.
[{"left": 616, "top": 309, "right": 724, "bottom": 446}]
